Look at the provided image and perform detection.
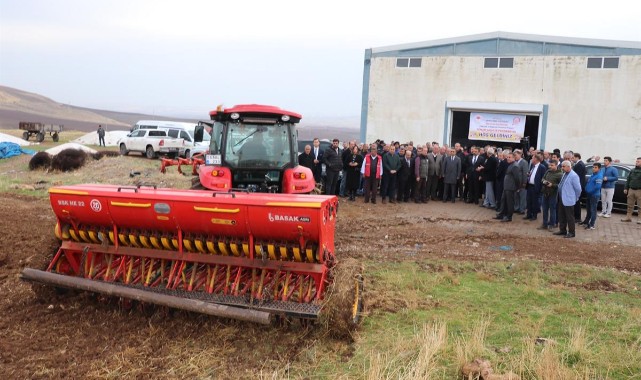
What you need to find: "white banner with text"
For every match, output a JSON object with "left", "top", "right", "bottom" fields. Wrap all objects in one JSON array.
[{"left": 468, "top": 112, "right": 526, "bottom": 142}]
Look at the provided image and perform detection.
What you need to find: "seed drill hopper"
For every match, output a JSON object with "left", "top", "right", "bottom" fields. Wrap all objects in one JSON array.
[{"left": 21, "top": 184, "right": 361, "bottom": 325}]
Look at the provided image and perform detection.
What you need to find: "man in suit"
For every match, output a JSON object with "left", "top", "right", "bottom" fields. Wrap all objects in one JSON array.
[
  {"left": 480, "top": 147, "right": 498, "bottom": 209},
  {"left": 323, "top": 139, "right": 342, "bottom": 196},
  {"left": 571, "top": 152, "right": 587, "bottom": 220},
  {"left": 554, "top": 160, "right": 583, "bottom": 238},
  {"left": 397, "top": 149, "right": 414, "bottom": 202},
  {"left": 311, "top": 138, "right": 323, "bottom": 184},
  {"left": 494, "top": 152, "right": 521, "bottom": 222},
  {"left": 524, "top": 154, "right": 547, "bottom": 221},
  {"left": 441, "top": 147, "right": 461, "bottom": 203},
  {"left": 427, "top": 146, "right": 442, "bottom": 201},
  {"left": 466, "top": 147, "right": 485, "bottom": 204},
  {"left": 495, "top": 150, "right": 509, "bottom": 211},
  {"left": 513, "top": 150, "right": 529, "bottom": 213}
]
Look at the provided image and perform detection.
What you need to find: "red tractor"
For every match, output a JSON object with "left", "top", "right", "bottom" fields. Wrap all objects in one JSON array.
[{"left": 192, "top": 104, "right": 316, "bottom": 193}]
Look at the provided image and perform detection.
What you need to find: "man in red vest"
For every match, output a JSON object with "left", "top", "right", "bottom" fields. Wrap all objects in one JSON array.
[{"left": 361, "top": 144, "right": 383, "bottom": 204}]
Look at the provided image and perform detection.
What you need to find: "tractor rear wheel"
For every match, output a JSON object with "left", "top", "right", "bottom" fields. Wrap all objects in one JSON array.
[
  {"left": 52, "top": 132, "right": 59, "bottom": 142},
  {"left": 22, "top": 131, "right": 29, "bottom": 140},
  {"left": 36, "top": 132, "right": 45, "bottom": 142}
]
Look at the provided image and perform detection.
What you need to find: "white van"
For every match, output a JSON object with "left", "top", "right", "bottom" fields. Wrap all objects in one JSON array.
[{"left": 132, "top": 120, "right": 210, "bottom": 158}]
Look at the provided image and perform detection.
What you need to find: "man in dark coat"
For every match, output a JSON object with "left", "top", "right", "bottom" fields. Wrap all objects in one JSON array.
[
  {"left": 397, "top": 149, "right": 414, "bottom": 202},
  {"left": 524, "top": 154, "right": 547, "bottom": 221},
  {"left": 298, "top": 144, "right": 314, "bottom": 171},
  {"left": 427, "top": 146, "right": 442, "bottom": 201},
  {"left": 466, "top": 147, "right": 485, "bottom": 204},
  {"left": 480, "top": 147, "right": 498, "bottom": 209},
  {"left": 494, "top": 152, "right": 522, "bottom": 222},
  {"left": 495, "top": 150, "right": 509, "bottom": 211},
  {"left": 441, "top": 147, "right": 461, "bottom": 203},
  {"left": 323, "top": 139, "right": 342, "bottom": 195},
  {"left": 311, "top": 138, "right": 324, "bottom": 184}
]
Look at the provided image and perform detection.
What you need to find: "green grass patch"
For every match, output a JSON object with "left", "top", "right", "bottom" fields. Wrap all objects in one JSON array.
[{"left": 299, "top": 260, "right": 641, "bottom": 379}]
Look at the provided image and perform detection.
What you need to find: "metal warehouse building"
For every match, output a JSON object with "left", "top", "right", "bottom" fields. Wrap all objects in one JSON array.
[{"left": 360, "top": 32, "right": 641, "bottom": 162}]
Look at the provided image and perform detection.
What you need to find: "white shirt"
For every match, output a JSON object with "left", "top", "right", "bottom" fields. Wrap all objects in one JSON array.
[{"left": 529, "top": 163, "right": 539, "bottom": 185}]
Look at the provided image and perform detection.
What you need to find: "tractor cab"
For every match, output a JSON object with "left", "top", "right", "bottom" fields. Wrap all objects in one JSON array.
[{"left": 194, "top": 104, "right": 315, "bottom": 193}]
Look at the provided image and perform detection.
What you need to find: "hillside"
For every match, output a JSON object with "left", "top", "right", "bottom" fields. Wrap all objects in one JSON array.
[{"left": 0, "top": 85, "right": 359, "bottom": 140}]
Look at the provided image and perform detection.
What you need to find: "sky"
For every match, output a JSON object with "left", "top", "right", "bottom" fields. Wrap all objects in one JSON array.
[{"left": 1, "top": 0, "right": 639, "bottom": 121}]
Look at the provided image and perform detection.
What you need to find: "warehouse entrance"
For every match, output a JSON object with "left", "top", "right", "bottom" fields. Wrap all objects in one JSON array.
[{"left": 450, "top": 111, "right": 540, "bottom": 151}]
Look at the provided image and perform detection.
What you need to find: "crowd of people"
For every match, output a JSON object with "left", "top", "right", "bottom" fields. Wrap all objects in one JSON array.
[{"left": 298, "top": 138, "right": 641, "bottom": 237}]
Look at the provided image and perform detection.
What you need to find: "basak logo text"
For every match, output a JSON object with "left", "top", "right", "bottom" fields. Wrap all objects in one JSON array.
[{"left": 268, "top": 213, "right": 310, "bottom": 223}]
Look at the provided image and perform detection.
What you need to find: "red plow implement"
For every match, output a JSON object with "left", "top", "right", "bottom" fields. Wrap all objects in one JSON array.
[{"left": 21, "top": 184, "right": 347, "bottom": 324}]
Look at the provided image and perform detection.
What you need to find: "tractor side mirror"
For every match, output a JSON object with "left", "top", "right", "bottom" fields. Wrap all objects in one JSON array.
[{"left": 194, "top": 125, "right": 204, "bottom": 143}]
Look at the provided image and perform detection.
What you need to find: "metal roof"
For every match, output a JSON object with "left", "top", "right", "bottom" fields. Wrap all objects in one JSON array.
[{"left": 370, "top": 31, "right": 641, "bottom": 56}]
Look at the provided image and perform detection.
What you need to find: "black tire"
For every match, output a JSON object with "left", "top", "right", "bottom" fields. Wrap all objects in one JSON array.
[
  {"left": 22, "top": 131, "right": 29, "bottom": 141},
  {"left": 36, "top": 132, "right": 45, "bottom": 142},
  {"left": 119, "top": 143, "right": 129, "bottom": 156},
  {"left": 190, "top": 176, "right": 205, "bottom": 190},
  {"left": 52, "top": 132, "right": 59, "bottom": 142},
  {"left": 184, "top": 149, "right": 191, "bottom": 159},
  {"left": 145, "top": 146, "right": 156, "bottom": 159}
]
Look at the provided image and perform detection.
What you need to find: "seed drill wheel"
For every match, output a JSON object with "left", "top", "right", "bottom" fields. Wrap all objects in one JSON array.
[{"left": 320, "top": 257, "right": 364, "bottom": 340}]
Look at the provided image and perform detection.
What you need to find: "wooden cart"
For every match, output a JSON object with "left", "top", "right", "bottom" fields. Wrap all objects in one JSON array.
[{"left": 19, "top": 122, "right": 63, "bottom": 142}]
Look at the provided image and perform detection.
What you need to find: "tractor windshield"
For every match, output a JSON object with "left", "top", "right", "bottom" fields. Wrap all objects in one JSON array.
[{"left": 225, "top": 123, "right": 292, "bottom": 168}]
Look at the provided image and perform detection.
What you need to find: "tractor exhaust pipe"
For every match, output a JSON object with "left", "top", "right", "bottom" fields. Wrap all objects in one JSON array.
[{"left": 21, "top": 268, "right": 272, "bottom": 325}]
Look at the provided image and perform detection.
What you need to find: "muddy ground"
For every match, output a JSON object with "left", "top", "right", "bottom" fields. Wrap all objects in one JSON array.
[{"left": 1, "top": 191, "right": 640, "bottom": 379}]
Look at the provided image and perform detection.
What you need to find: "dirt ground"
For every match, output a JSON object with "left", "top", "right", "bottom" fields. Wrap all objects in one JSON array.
[{"left": 1, "top": 190, "right": 640, "bottom": 379}]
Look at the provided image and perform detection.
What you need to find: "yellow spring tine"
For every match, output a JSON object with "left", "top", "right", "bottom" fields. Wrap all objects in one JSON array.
[
  {"left": 125, "top": 257, "right": 133, "bottom": 284},
  {"left": 172, "top": 238, "right": 179, "bottom": 250},
  {"left": 88, "top": 230, "right": 101, "bottom": 244},
  {"left": 299, "top": 275, "right": 304, "bottom": 302},
  {"left": 206, "top": 240, "right": 217, "bottom": 254},
  {"left": 129, "top": 234, "right": 140, "bottom": 248},
  {"left": 218, "top": 241, "right": 229, "bottom": 256},
  {"left": 140, "top": 235, "right": 152, "bottom": 249},
  {"left": 242, "top": 243, "right": 249, "bottom": 256},
  {"left": 184, "top": 239, "right": 194, "bottom": 252},
  {"left": 267, "top": 244, "right": 277, "bottom": 260},
  {"left": 208, "top": 265, "right": 219, "bottom": 293},
  {"left": 273, "top": 271, "right": 281, "bottom": 298},
  {"left": 189, "top": 263, "right": 198, "bottom": 289},
  {"left": 104, "top": 254, "right": 113, "bottom": 280},
  {"left": 78, "top": 229, "right": 91, "bottom": 243},
  {"left": 306, "top": 277, "right": 313, "bottom": 300},
  {"left": 225, "top": 265, "right": 232, "bottom": 292},
  {"left": 145, "top": 259, "right": 155, "bottom": 285},
  {"left": 257, "top": 269, "right": 266, "bottom": 298},
  {"left": 305, "top": 248, "right": 314, "bottom": 263},
  {"left": 283, "top": 272, "right": 291, "bottom": 300},
  {"left": 108, "top": 231, "right": 115, "bottom": 244},
  {"left": 69, "top": 229, "right": 80, "bottom": 242},
  {"left": 292, "top": 247, "right": 302, "bottom": 262},
  {"left": 54, "top": 223, "right": 62, "bottom": 240},
  {"left": 161, "top": 237, "right": 173, "bottom": 250},
  {"left": 118, "top": 233, "right": 129, "bottom": 246},
  {"left": 195, "top": 239, "right": 207, "bottom": 253},
  {"left": 279, "top": 246, "right": 288, "bottom": 261},
  {"left": 230, "top": 243, "right": 241, "bottom": 257},
  {"left": 89, "top": 253, "right": 96, "bottom": 278}
]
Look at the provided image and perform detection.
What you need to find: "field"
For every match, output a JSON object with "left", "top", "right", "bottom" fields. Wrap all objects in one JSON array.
[{"left": 1, "top": 129, "right": 641, "bottom": 379}]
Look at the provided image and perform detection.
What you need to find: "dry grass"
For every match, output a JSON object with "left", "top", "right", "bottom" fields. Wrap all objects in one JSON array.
[{"left": 366, "top": 322, "right": 447, "bottom": 380}]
